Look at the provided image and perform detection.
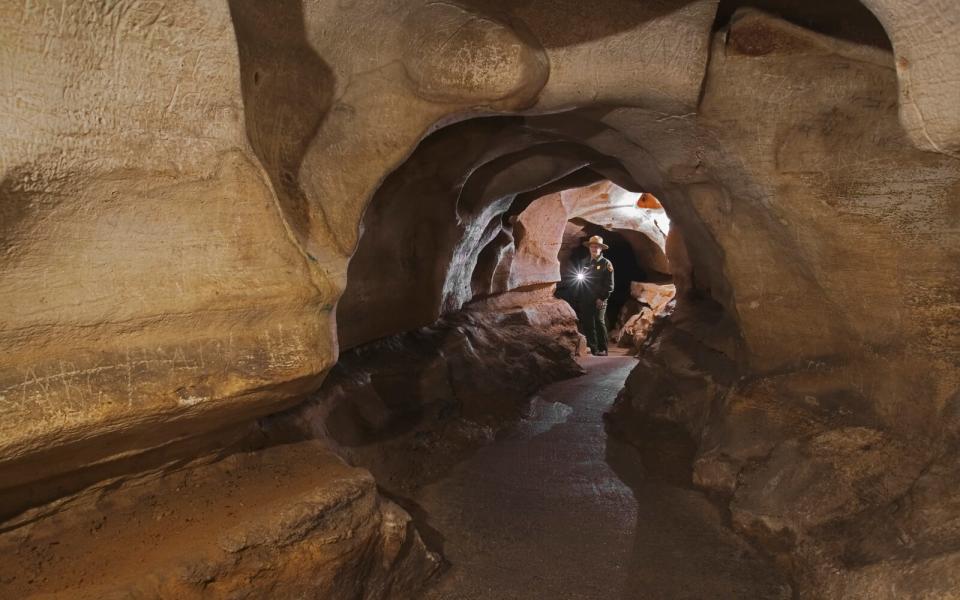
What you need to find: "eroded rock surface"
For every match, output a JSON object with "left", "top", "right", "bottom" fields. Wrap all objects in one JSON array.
[
  {"left": 0, "top": 442, "right": 440, "bottom": 599},
  {"left": 611, "top": 282, "right": 677, "bottom": 352},
  {"left": 1, "top": 0, "right": 959, "bottom": 598},
  {"left": 266, "top": 292, "right": 584, "bottom": 494}
]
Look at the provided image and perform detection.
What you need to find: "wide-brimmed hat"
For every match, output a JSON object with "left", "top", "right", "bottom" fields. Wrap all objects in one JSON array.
[{"left": 583, "top": 235, "right": 609, "bottom": 250}]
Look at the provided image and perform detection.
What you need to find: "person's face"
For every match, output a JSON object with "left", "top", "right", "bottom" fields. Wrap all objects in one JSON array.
[{"left": 589, "top": 244, "right": 602, "bottom": 259}]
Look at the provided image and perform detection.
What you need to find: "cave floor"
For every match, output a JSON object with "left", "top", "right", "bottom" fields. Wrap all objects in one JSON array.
[{"left": 413, "top": 355, "right": 791, "bottom": 599}]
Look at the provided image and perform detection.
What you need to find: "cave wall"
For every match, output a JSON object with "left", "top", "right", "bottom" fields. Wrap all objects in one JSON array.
[
  {"left": 599, "top": 9, "right": 960, "bottom": 595},
  {"left": 860, "top": 0, "right": 960, "bottom": 155},
  {"left": 558, "top": 181, "right": 672, "bottom": 279},
  {"left": 0, "top": 0, "right": 718, "bottom": 500},
  {"left": 0, "top": 0, "right": 333, "bottom": 504},
  {"left": 667, "top": 11, "right": 958, "bottom": 427}
]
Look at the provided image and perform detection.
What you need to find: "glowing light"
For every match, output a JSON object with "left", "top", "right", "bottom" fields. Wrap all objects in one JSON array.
[{"left": 576, "top": 273, "right": 586, "bottom": 282}]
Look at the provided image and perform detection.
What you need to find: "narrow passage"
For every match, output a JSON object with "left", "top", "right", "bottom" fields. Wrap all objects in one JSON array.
[{"left": 415, "top": 355, "right": 791, "bottom": 599}]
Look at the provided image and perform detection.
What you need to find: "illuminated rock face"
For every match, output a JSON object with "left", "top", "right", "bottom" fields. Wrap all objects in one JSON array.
[
  {"left": 337, "top": 169, "right": 668, "bottom": 353},
  {"left": 1, "top": 0, "right": 959, "bottom": 597},
  {"left": 559, "top": 181, "right": 672, "bottom": 278}
]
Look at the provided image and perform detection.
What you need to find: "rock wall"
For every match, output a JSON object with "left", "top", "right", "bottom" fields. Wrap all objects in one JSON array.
[
  {"left": 0, "top": 0, "right": 719, "bottom": 502},
  {"left": 610, "top": 282, "right": 677, "bottom": 352},
  {"left": 561, "top": 182, "right": 672, "bottom": 278},
  {"left": 0, "top": 0, "right": 332, "bottom": 508},
  {"left": 604, "top": 10, "right": 960, "bottom": 596}
]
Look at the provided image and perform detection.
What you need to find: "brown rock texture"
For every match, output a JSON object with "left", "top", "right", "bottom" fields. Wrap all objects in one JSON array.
[
  {"left": 264, "top": 291, "right": 584, "bottom": 494},
  {"left": 1, "top": 0, "right": 959, "bottom": 597},
  {"left": 0, "top": 442, "right": 440, "bottom": 599},
  {"left": 611, "top": 282, "right": 677, "bottom": 352}
]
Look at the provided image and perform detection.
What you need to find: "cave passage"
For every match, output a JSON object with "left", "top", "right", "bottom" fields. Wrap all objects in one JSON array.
[
  {"left": 560, "top": 225, "right": 672, "bottom": 331},
  {"left": 320, "top": 165, "right": 777, "bottom": 597},
  {"left": 2, "top": 1, "right": 957, "bottom": 597},
  {"left": 561, "top": 226, "right": 649, "bottom": 330},
  {"left": 414, "top": 355, "right": 788, "bottom": 599},
  {"left": 556, "top": 187, "right": 675, "bottom": 352}
]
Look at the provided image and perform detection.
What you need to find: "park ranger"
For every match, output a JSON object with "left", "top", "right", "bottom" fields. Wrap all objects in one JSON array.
[{"left": 577, "top": 235, "right": 615, "bottom": 356}]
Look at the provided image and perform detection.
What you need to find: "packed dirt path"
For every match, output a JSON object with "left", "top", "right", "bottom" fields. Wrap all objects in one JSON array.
[{"left": 414, "top": 355, "right": 792, "bottom": 599}]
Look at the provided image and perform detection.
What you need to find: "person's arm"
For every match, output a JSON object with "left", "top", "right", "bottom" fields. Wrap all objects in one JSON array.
[
  {"left": 603, "top": 260, "right": 615, "bottom": 300},
  {"left": 596, "top": 260, "right": 614, "bottom": 308}
]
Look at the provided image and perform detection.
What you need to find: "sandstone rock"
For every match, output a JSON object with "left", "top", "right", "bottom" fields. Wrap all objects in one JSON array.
[
  {"left": 401, "top": 3, "right": 548, "bottom": 104},
  {"left": 2, "top": 2, "right": 960, "bottom": 598},
  {"left": 861, "top": 0, "right": 960, "bottom": 154},
  {"left": 637, "top": 193, "right": 663, "bottom": 209},
  {"left": 809, "top": 551, "right": 960, "bottom": 600},
  {"left": 265, "top": 291, "right": 583, "bottom": 494},
  {"left": 0, "top": 0, "right": 332, "bottom": 503},
  {"left": 631, "top": 282, "right": 676, "bottom": 309},
  {"left": 730, "top": 428, "right": 929, "bottom": 552},
  {"left": 0, "top": 442, "right": 440, "bottom": 599},
  {"left": 606, "top": 296, "right": 739, "bottom": 444},
  {"left": 692, "top": 366, "right": 883, "bottom": 495},
  {"left": 899, "top": 453, "right": 960, "bottom": 556},
  {"left": 562, "top": 181, "right": 672, "bottom": 277},
  {"left": 665, "top": 227, "right": 693, "bottom": 297},
  {"left": 611, "top": 282, "right": 677, "bottom": 352}
]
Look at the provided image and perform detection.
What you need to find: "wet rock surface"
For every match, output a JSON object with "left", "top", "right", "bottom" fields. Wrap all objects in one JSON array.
[{"left": 417, "top": 356, "right": 790, "bottom": 599}]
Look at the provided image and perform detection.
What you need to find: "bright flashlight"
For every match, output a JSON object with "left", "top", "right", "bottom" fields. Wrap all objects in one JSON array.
[{"left": 575, "top": 272, "right": 586, "bottom": 282}]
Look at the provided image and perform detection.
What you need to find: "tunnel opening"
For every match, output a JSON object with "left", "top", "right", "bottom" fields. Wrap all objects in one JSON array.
[
  {"left": 563, "top": 223, "right": 647, "bottom": 333},
  {"left": 552, "top": 183, "right": 677, "bottom": 355},
  {"left": 290, "top": 102, "right": 749, "bottom": 593},
  {"left": 239, "top": 101, "right": 705, "bottom": 509},
  {"left": 320, "top": 123, "right": 672, "bottom": 468}
]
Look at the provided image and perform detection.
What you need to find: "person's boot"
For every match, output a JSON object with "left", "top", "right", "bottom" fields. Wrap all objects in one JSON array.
[{"left": 597, "top": 350, "right": 608, "bottom": 356}]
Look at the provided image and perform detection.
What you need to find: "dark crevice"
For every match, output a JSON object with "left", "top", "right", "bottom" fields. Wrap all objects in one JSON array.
[{"left": 713, "top": 0, "right": 892, "bottom": 49}]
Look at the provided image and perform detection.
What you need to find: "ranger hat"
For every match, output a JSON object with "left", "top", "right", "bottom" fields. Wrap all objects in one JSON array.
[{"left": 583, "top": 235, "right": 609, "bottom": 250}]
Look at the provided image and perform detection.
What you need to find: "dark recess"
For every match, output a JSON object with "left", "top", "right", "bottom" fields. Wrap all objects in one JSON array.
[{"left": 714, "top": 0, "right": 891, "bottom": 49}]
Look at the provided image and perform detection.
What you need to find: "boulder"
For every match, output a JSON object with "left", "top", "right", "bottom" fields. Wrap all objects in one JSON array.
[{"left": 0, "top": 442, "right": 441, "bottom": 599}]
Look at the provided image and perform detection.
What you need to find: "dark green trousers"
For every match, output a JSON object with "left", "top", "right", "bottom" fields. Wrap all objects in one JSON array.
[{"left": 579, "top": 300, "right": 608, "bottom": 353}]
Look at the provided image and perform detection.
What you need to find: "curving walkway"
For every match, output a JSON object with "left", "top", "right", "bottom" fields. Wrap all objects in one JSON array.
[{"left": 414, "top": 355, "right": 791, "bottom": 600}]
